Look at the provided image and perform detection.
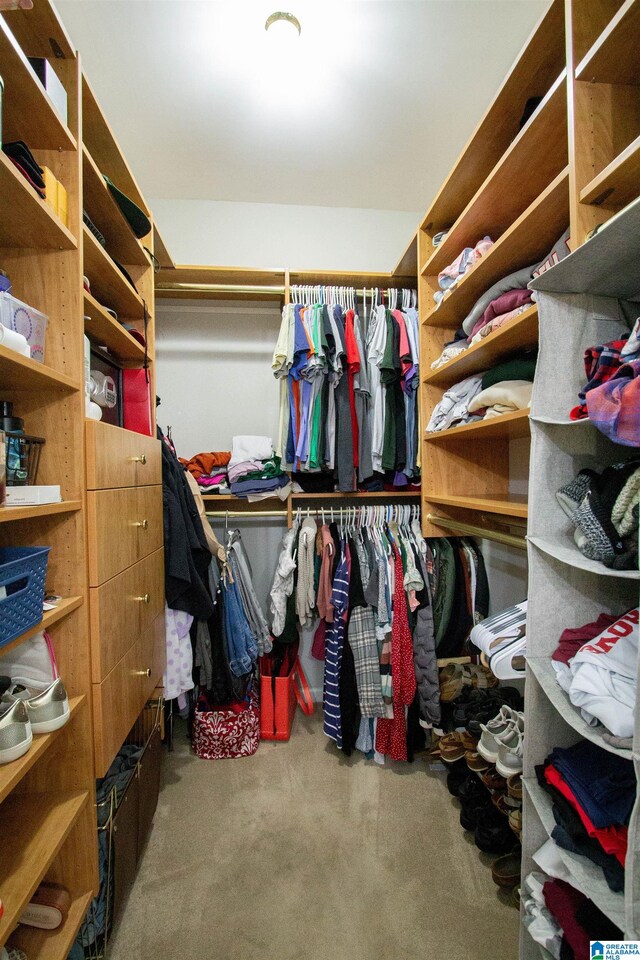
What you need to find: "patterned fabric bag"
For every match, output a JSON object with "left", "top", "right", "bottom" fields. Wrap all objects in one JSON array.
[{"left": 192, "top": 680, "right": 260, "bottom": 760}]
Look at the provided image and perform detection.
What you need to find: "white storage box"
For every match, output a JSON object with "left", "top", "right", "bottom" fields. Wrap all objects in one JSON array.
[{"left": 0, "top": 292, "right": 48, "bottom": 363}]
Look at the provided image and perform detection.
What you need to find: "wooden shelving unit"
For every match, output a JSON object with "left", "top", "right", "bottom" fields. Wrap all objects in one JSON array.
[
  {"left": 0, "top": 150, "right": 77, "bottom": 250},
  {"left": 82, "top": 145, "right": 149, "bottom": 268},
  {"left": 82, "top": 223, "right": 146, "bottom": 320},
  {"left": 567, "top": 0, "right": 640, "bottom": 245},
  {"left": 424, "top": 305, "right": 539, "bottom": 385},
  {"left": 574, "top": 0, "right": 640, "bottom": 85},
  {"left": 0, "top": 501, "right": 82, "bottom": 523},
  {"left": 0, "top": 346, "right": 80, "bottom": 392},
  {"left": 418, "top": 0, "right": 567, "bottom": 541},
  {"left": 83, "top": 291, "right": 146, "bottom": 364}
]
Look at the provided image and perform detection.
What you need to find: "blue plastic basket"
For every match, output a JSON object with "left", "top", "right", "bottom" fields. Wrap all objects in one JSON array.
[{"left": 0, "top": 546, "right": 51, "bottom": 648}]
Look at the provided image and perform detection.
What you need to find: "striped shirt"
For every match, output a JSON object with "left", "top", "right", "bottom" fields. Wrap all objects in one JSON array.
[{"left": 323, "top": 545, "right": 350, "bottom": 747}]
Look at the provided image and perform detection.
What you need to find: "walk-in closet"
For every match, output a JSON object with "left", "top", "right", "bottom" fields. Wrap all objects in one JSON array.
[{"left": 0, "top": 2, "right": 638, "bottom": 959}]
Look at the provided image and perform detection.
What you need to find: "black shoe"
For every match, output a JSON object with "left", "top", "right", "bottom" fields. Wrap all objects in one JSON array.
[{"left": 446, "top": 760, "right": 471, "bottom": 797}]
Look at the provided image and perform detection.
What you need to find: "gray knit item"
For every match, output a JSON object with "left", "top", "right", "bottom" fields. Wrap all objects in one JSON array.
[
  {"left": 573, "top": 489, "right": 623, "bottom": 562},
  {"left": 611, "top": 468, "right": 640, "bottom": 537},
  {"left": 556, "top": 472, "right": 593, "bottom": 519}
]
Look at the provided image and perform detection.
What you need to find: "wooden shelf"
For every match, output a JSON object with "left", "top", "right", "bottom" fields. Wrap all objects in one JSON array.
[
  {"left": 392, "top": 234, "right": 417, "bottom": 280},
  {"left": 422, "top": 168, "right": 568, "bottom": 327},
  {"left": 424, "top": 305, "right": 539, "bottom": 386},
  {"left": 425, "top": 408, "right": 531, "bottom": 442},
  {"left": 575, "top": 0, "right": 640, "bottom": 85},
  {"left": 12, "top": 888, "right": 93, "bottom": 960},
  {"left": 288, "top": 268, "right": 416, "bottom": 289},
  {"left": 0, "top": 17, "right": 77, "bottom": 151},
  {"left": 426, "top": 494, "right": 528, "bottom": 519},
  {"left": 580, "top": 133, "right": 640, "bottom": 208},
  {"left": 419, "top": 0, "right": 566, "bottom": 235},
  {"left": 0, "top": 696, "right": 85, "bottom": 805},
  {"left": 0, "top": 790, "right": 89, "bottom": 944},
  {"left": 153, "top": 221, "right": 175, "bottom": 270},
  {"left": 528, "top": 658, "right": 632, "bottom": 759},
  {"left": 0, "top": 501, "right": 82, "bottom": 523},
  {"left": 82, "top": 146, "right": 149, "bottom": 268},
  {"left": 0, "top": 596, "right": 83, "bottom": 660},
  {"left": 155, "top": 263, "right": 286, "bottom": 301},
  {"left": 524, "top": 779, "right": 625, "bottom": 930},
  {"left": 3, "top": 0, "right": 76, "bottom": 60},
  {"left": 422, "top": 72, "right": 567, "bottom": 279},
  {"left": 0, "top": 345, "right": 80, "bottom": 393},
  {"left": 83, "top": 224, "right": 145, "bottom": 320},
  {"left": 81, "top": 74, "right": 150, "bottom": 222},
  {"left": 0, "top": 151, "right": 77, "bottom": 251},
  {"left": 292, "top": 490, "right": 421, "bottom": 500},
  {"left": 83, "top": 291, "right": 146, "bottom": 363}
]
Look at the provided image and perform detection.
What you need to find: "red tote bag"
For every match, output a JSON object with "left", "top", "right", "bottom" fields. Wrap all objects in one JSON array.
[{"left": 260, "top": 654, "right": 314, "bottom": 741}]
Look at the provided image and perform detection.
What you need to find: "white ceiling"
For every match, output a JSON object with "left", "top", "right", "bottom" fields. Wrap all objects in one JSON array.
[{"left": 56, "top": 0, "right": 547, "bottom": 214}]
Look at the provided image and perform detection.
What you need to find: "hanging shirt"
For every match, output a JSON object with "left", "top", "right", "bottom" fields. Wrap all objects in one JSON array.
[{"left": 323, "top": 543, "right": 350, "bottom": 747}]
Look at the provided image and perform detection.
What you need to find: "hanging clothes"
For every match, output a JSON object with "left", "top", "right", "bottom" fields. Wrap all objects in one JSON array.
[
  {"left": 272, "top": 287, "right": 420, "bottom": 493},
  {"left": 267, "top": 505, "right": 488, "bottom": 763}
]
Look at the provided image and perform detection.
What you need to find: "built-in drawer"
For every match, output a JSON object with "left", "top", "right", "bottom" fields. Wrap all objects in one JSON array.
[
  {"left": 87, "top": 485, "right": 163, "bottom": 586},
  {"left": 85, "top": 420, "right": 161, "bottom": 490},
  {"left": 93, "top": 612, "right": 165, "bottom": 777},
  {"left": 90, "top": 547, "right": 165, "bottom": 682}
]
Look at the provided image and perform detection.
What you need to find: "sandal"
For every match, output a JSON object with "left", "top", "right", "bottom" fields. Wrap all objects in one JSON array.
[
  {"left": 439, "top": 663, "right": 464, "bottom": 702},
  {"left": 507, "top": 772, "right": 523, "bottom": 801},
  {"left": 491, "top": 849, "right": 522, "bottom": 888}
]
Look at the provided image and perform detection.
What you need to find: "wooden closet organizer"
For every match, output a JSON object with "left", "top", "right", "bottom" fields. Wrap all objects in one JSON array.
[
  {"left": 0, "top": 1, "right": 166, "bottom": 954},
  {"left": 412, "top": 0, "right": 640, "bottom": 953}
]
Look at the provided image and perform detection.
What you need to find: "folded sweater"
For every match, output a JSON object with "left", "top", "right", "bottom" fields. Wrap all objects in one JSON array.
[{"left": 467, "top": 380, "right": 532, "bottom": 417}]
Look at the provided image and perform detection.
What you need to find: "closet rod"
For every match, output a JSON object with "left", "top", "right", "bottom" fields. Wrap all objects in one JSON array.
[
  {"left": 156, "top": 282, "right": 286, "bottom": 295},
  {"left": 426, "top": 514, "right": 527, "bottom": 550},
  {"left": 206, "top": 509, "right": 288, "bottom": 518}
]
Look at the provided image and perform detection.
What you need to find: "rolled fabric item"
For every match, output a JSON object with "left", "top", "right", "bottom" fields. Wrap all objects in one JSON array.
[
  {"left": 586, "top": 358, "right": 640, "bottom": 446},
  {"left": 0, "top": 324, "right": 30, "bottom": 356}
]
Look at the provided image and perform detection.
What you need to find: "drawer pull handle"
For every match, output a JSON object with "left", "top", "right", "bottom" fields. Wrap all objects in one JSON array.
[
  {"left": 133, "top": 519, "right": 149, "bottom": 529},
  {"left": 129, "top": 454, "right": 147, "bottom": 464},
  {"left": 134, "top": 668, "right": 152, "bottom": 678},
  {"left": 136, "top": 594, "right": 150, "bottom": 604}
]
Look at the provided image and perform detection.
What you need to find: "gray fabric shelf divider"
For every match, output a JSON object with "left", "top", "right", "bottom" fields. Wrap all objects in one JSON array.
[{"left": 521, "top": 196, "right": 640, "bottom": 953}]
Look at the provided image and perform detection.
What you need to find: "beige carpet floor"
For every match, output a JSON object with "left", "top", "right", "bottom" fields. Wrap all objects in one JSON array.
[{"left": 109, "top": 713, "right": 519, "bottom": 960}]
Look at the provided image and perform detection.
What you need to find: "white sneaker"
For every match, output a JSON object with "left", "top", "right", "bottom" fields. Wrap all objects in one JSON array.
[
  {"left": 477, "top": 705, "right": 521, "bottom": 762},
  {"left": 0, "top": 699, "right": 32, "bottom": 764},
  {"left": 3, "top": 678, "right": 70, "bottom": 734},
  {"left": 496, "top": 724, "right": 524, "bottom": 777}
]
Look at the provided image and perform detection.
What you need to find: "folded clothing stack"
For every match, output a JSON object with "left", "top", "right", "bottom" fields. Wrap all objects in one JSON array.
[
  {"left": 469, "top": 600, "right": 526, "bottom": 679},
  {"left": 557, "top": 459, "right": 640, "bottom": 570},
  {"left": 179, "top": 451, "right": 231, "bottom": 492},
  {"left": 552, "top": 607, "right": 638, "bottom": 741},
  {"left": 430, "top": 229, "right": 570, "bottom": 370},
  {"left": 522, "top": 840, "right": 623, "bottom": 959},
  {"left": 570, "top": 317, "right": 640, "bottom": 446},
  {"left": 536, "top": 739, "right": 635, "bottom": 893},
  {"left": 229, "top": 435, "right": 290, "bottom": 498},
  {"left": 433, "top": 235, "right": 493, "bottom": 305},
  {"left": 426, "top": 356, "right": 535, "bottom": 432}
]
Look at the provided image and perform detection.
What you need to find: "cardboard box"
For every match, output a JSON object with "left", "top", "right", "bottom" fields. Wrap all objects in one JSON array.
[
  {"left": 5, "top": 485, "right": 61, "bottom": 506},
  {"left": 27, "top": 58, "right": 68, "bottom": 125}
]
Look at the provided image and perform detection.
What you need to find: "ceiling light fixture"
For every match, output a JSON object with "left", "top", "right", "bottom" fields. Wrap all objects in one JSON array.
[{"left": 265, "top": 11, "right": 301, "bottom": 38}]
